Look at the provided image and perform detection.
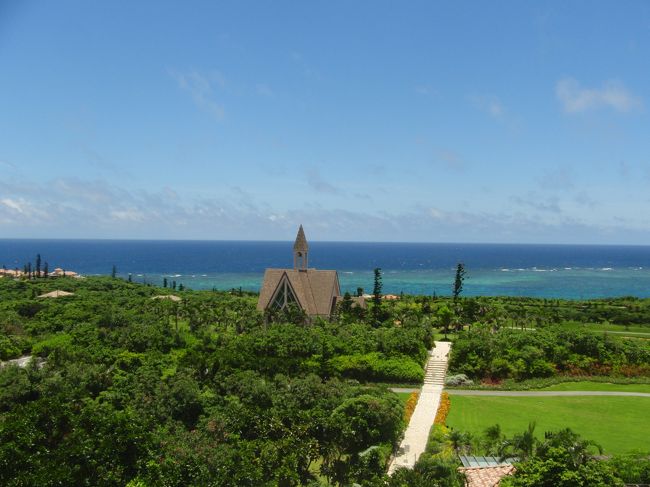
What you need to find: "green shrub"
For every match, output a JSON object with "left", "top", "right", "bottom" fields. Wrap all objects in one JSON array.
[{"left": 328, "top": 353, "right": 424, "bottom": 383}]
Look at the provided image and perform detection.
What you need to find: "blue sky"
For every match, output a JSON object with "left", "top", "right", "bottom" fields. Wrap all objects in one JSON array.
[{"left": 1, "top": 1, "right": 649, "bottom": 243}]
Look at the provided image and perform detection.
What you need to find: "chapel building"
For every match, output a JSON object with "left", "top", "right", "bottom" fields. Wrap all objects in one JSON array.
[{"left": 257, "top": 226, "right": 363, "bottom": 319}]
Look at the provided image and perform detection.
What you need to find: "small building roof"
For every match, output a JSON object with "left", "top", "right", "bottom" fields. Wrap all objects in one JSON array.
[
  {"left": 458, "top": 465, "right": 516, "bottom": 487},
  {"left": 151, "top": 295, "right": 182, "bottom": 302},
  {"left": 38, "top": 290, "right": 75, "bottom": 298},
  {"left": 293, "top": 225, "right": 309, "bottom": 253},
  {"left": 333, "top": 294, "right": 367, "bottom": 309}
]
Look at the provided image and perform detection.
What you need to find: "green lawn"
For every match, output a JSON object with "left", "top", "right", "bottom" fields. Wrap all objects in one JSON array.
[
  {"left": 446, "top": 395, "right": 650, "bottom": 455},
  {"left": 537, "top": 381, "right": 650, "bottom": 393},
  {"left": 395, "top": 391, "right": 414, "bottom": 405},
  {"left": 549, "top": 321, "right": 650, "bottom": 338}
]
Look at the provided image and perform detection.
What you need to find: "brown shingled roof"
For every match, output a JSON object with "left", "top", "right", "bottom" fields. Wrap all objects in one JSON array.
[
  {"left": 458, "top": 465, "right": 516, "bottom": 487},
  {"left": 293, "top": 225, "right": 309, "bottom": 252},
  {"left": 333, "top": 295, "right": 367, "bottom": 309},
  {"left": 258, "top": 268, "right": 339, "bottom": 317}
]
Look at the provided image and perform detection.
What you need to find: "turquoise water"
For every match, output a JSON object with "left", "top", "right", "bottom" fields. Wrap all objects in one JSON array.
[
  {"left": 155, "top": 267, "right": 650, "bottom": 299},
  {"left": 1, "top": 239, "right": 649, "bottom": 299}
]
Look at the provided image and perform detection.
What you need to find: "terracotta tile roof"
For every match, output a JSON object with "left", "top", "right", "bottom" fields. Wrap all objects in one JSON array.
[
  {"left": 293, "top": 225, "right": 309, "bottom": 252},
  {"left": 458, "top": 465, "right": 516, "bottom": 487}
]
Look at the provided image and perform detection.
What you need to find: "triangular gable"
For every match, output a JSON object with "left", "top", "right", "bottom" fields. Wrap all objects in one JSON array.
[{"left": 268, "top": 272, "right": 302, "bottom": 311}]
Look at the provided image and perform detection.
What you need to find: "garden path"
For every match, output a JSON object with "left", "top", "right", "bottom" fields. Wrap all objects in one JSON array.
[{"left": 387, "top": 340, "right": 451, "bottom": 474}]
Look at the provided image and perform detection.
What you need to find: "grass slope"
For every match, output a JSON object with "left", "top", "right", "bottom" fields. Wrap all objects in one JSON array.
[{"left": 446, "top": 395, "right": 650, "bottom": 455}]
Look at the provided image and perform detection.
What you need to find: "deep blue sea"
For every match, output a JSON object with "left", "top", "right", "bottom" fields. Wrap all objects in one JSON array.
[{"left": 2, "top": 239, "right": 650, "bottom": 299}]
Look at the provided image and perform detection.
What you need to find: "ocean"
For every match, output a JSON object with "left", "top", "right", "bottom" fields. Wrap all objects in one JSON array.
[{"left": 1, "top": 239, "right": 650, "bottom": 299}]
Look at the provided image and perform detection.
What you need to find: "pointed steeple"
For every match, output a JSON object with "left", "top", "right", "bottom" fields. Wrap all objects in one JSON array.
[
  {"left": 293, "top": 225, "right": 309, "bottom": 270},
  {"left": 293, "top": 225, "right": 309, "bottom": 252}
]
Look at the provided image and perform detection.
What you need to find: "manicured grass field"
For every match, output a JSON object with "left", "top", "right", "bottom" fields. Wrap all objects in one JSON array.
[
  {"left": 560, "top": 322, "right": 650, "bottom": 336},
  {"left": 446, "top": 395, "right": 650, "bottom": 455},
  {"left": 395, "top": 391, "right": 413, "bottom": 405},
  {"left": 537, "top": 381, "right": 650, "bottom": 393}
]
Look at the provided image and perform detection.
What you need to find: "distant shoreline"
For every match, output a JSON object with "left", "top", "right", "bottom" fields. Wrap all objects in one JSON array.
[
  {"left": 2, "top": 237, "right": 650, "bottom": 248},
  {"left": 2, "top": 240, "right": 650, "bottom": 299}
]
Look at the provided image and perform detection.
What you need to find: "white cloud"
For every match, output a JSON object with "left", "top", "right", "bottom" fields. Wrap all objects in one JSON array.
[
  {"left": 169, "top": 69, "right": 225, "bottom": 120},
  {"left": 435, "top": 149, "right": 466, "bottom": 172},
  {"left": 306, "top": 168, "right": 341, "bottom": 194},
  {"left": 1, "top": 198, "right": 25, "bottom": 213},
  {"left": 110, "top": 209, "right": 146, "bottom": 222},
  {"left": 468, "top": 94, "right": 505, "bottom": 119},
  {"left": 2, "top": 177, "right": 650, "bottom": 244},
  {"left": 0, "top": 160, "right": 17, "bottom": 170},
  {"left": 556, "top": 77, "right": 642, "bottom": 113}
]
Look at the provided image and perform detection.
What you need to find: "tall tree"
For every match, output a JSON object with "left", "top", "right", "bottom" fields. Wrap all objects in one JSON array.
[
  {"left": 111, "top": 265, "right": 117, "bottom": 279},
  {"left": 372, "top": 268, "right": 383, "bottom": 325},
  {"left": 452, "top": 263, "right": 466, "bottom": 331},
  {"left": 36, "top": 254, "right": 42, "bottom": 277},
  {"left": 452, "top": 263, "right": 465, "bottom": 302},
  {"left": 372, "top": 268, "right": 382, "bottom": 306}
]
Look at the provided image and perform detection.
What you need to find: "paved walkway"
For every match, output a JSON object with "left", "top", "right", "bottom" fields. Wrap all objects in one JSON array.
[
  {"left": 388, "top": 340, "right": 451, "bottom": 474},
  {"left": 448, "top": 390, "right": 650, "bottom": 397}
]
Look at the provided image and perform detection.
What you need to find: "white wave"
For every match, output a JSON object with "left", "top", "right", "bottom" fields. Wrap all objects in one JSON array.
[
  {"left": 601, "top": 267, "right": 612, "bottom": 271},
  {"left": 500, "top": 268, "right": 510, "bottom": 272}
]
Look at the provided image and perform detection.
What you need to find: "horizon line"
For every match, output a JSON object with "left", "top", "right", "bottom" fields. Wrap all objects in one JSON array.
[{"left": 1, "top": 237, "right": 650, "bottom": 248}]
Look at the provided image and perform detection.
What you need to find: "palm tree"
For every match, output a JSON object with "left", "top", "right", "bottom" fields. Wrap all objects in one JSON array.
[
  {"left": 537, "top": 428, "right": 602, "bottom": 466},
  {"left": 499, "top": 421, "right": 537, "bottom": 461},
  {"left": 483, "top": 423, "right": 505, "bottom": 455},
  {"left": 448, "top": 429, "right": 472, "bottom": 454}
]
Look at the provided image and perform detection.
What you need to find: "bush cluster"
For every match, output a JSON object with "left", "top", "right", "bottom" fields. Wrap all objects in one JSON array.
[{"left": 449, "top": 325, "right": 650, "bottom": 381}]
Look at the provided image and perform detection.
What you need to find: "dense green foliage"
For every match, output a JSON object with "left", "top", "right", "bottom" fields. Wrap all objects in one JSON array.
[
  {"left": 2, "top": 275, "right": 650, "bottom": 484},
  {"left": 450, "top": 325, "right": 650, "bottom": 380},
  {"left": 499, "top": 427, "right": 624, "bottom": 486},
  {"left": 0, "top": 276, "right": 435, "bottom": 486}
]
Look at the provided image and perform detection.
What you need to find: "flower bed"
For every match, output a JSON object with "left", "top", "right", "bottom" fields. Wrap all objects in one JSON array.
[
  {"left": 434, "top": 392, "right": 450, "bottom": 425},
  {"left": 404, "top": 391, "right": 419, "bottom": 423}
]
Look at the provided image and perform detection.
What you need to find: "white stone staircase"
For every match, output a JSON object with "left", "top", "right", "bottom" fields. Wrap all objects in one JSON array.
[
  {"left": 423, "top": 350, "right": 448, "bottom": 386},
  {"left": 387, "top": 341, "right": 452, "bottom": 474}
]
